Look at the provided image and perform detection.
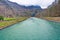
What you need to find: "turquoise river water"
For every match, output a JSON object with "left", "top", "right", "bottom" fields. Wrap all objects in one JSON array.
[{"left": 0, "top": 17, "right": 60, "bottom": 40}]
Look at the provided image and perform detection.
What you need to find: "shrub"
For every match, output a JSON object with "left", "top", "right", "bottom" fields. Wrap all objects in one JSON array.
[{"left": 0, "top": 16, "right": 4, "bottom": 20}]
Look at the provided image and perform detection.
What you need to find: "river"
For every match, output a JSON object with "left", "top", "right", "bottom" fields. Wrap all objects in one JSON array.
[{"left": 0, "top": 17, "right": 60, "bottom": 40}]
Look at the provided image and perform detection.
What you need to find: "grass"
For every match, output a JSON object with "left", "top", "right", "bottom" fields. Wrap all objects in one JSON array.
[
  {"left": 4, "top": 18, "right": 16, "bottom": 21},
  {"left": 0, "top": 17, "right": 28, "bottom": 29}
]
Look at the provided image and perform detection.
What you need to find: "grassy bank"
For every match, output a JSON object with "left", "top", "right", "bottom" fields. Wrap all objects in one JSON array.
[{"left": 0, "top": 17, "right": 28, "bottom": 29}]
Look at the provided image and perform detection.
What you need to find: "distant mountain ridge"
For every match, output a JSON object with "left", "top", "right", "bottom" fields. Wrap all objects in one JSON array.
[
  {"left": 20, "top": 5, "right": 42, "bottom": 9},
  {"left": 0, "top": 0, "right": 42, "bottom": 17}
]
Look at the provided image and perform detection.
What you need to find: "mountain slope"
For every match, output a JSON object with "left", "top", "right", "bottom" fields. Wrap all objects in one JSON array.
[
  {"left": 36, "top": 0, "right": 60, "bottom": 17},
  {"left": 0, "top": 0, "right": 42, "bottom": 17}
]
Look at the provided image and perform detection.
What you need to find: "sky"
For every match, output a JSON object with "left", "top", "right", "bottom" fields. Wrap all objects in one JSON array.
[{"left": 9, "top": 0, "right": 55, "bottom": 9}]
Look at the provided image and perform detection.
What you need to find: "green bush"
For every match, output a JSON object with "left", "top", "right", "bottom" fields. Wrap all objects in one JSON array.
[{"left": 0, "top": 16, "right": 4, "bottom": 20}]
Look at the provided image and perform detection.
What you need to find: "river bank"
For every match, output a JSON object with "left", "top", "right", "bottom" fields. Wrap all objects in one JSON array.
[
  {"left": 0, "top": 17, "right": 28, "bottom": 30},
  {"left": 0, "top": 17, "right": 60, "bottom": 30},
  {"left": 42, "top": 17, "right": 60, "bottom": 22}
]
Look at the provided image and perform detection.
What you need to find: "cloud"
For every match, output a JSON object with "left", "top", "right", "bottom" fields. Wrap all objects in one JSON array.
[{"left": 9, "top": 0, "right": 55, "bottom": 9}]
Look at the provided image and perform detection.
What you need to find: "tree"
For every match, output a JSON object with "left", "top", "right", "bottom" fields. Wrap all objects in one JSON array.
[{"left": 0, "top": 16, "right": 4, "bottom": 20}]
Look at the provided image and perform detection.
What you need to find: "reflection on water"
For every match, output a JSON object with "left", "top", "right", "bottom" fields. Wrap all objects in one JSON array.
[{"left": 0, "top": 17, "right": 60, "bottom": 40}]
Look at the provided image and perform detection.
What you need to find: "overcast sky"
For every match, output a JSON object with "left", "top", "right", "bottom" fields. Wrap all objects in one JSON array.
[{"left": 9, "top": 0, "right": 55, "bottom": 9}]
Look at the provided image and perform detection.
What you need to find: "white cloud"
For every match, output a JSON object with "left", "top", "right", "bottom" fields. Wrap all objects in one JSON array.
[{"left": 9, "top": 0, "right": 55, "bottom": 9}]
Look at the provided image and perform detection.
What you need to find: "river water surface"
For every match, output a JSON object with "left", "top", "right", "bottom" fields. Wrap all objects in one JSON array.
[{"left": 0, "top": 17, "right": 60, "bottom": 40}]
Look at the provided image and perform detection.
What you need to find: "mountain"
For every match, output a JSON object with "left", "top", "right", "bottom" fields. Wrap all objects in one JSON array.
[
  {"left": 0, "top": 0, "right": 42, "bottom": 17},
  {"left": 21, "top": 5, "right": 42, "bottom": 10},
  {"left": 47, "top": 0, "right": 60, "bottom": 17},
  {"left": 36, "top": 0, "right": 60, "bottom": 17}
]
